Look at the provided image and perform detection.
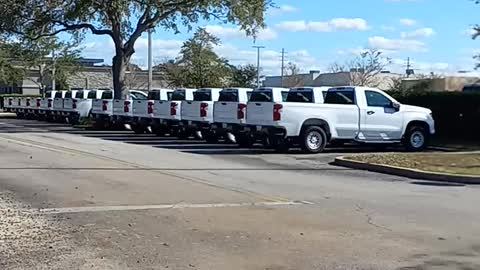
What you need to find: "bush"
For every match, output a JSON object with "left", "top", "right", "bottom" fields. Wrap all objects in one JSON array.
[{"left": 389, "top": 91, "right": 480, "bottom": 139}]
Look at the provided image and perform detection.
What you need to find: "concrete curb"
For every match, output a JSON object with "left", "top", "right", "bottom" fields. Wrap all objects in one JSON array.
[
  {"left": 333, "top": 157, "right": 480, "bottom": 185},
  {"left": 0, "top": 112, "right": 17, "bottom": 118}
]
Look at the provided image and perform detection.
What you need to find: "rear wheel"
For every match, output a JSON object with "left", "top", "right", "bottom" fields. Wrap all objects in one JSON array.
[
  {"left": 300, "top": 126, "right": 327, "bottom": 154},
  {"left": 404, "top": 125, "right": 428, "bottom": 152}
]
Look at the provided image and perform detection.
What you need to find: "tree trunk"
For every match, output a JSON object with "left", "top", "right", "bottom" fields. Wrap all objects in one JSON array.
[{"left": 112, "top": 52, "right": 130, "bottom": 99}]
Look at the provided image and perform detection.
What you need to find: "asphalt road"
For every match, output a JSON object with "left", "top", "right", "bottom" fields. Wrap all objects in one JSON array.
[{"left": 0, "top": 118, "right": 479, "bottom": 270}]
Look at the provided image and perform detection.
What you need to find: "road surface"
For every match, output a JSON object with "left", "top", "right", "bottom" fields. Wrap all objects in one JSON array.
[{"left": 0, "top": 118, "right": 479, "bottom": 270}]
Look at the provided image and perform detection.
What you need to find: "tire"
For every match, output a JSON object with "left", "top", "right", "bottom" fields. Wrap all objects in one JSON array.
[
  {"left": 300, "top": 126, "right": 327, "bottom": 154},
  {"left": 404, "top": 125, "right": 428, "bottom": 152}
]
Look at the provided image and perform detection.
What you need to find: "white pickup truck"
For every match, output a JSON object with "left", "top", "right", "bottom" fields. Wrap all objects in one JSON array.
[
  {"left": 62, "top": 90, "right": 104, "bottom": 124},
  {"left": 92, "top": 90, "right": 114, "bottom": 128},
  {"left": 247, "top": 86, "right": 435, "bottom": 153},
  {"left": 211, "top": 88, "right": 253, "bottom": 145},
  {"left": 131, "top": 89, "right": 173, "bottom": 134},
  {"left": 51, "top": 90, "right": 68, "bottom": 121},
  {"left": 111, "top": 90, "right": 148, "bottom": 127},
  {"left": 37, "top": 91, "right": 57, "bottom": 120},
  {"left": 180, "top": 88, "right": 222, "bottom": 142},
  {"left": 152, "top": 88, "right": 196, "bottom": 138}
]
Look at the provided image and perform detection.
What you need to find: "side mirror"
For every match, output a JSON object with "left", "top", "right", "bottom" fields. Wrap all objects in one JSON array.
[{"left": 392, "top": 102, "right": 401, "bottom": 111}]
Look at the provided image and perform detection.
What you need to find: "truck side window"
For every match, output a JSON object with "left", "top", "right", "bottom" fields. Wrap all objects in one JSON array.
[
  {"left": 365, "top": 91, "right": 392, "bottom": 107},
  {"left": 64, "top": 92, "right": 72, "bottom": 98},
  {"left": 75, "top": 91, "right": 84, "bottom": 99},
  {"left": 87, "top": 91, "right": 97, "bottom": 99},
  {"left": 324, "top": 91, "right": 355, "bottom": 105},
  {"left": 171, "top": 90, "right": 186, "bottom": 101},
  {"left": 286, "top": 90, "right": 314, "bottom": 103},
  {"left": 55, "top": 92, "right": 62, "bottom": 98},
  {"left": 148, "top": 91, "right": 160, "bottom": 100}
]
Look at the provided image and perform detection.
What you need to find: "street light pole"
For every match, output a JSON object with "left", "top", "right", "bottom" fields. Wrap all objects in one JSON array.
[
  {"left": 253, "top": 45, "right": 265, "bottom": 88},
  {"left": 147, "top": 29, "right": 153, "bottom": 92}
]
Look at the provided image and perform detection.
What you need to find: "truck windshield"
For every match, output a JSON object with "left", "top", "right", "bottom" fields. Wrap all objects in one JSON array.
[
  {"left": 130, "top": 91, "right": 147, "bottom": 100},
  {"left": 249, "top": 90, "right": 273, "bottom": 102},
  {"left": 193, "top": 90, "right": 212, "bottom": 101},
  {"left": 171, "top": 90, "right": 186, "bottom": 101},
  {"left": 101, "top": 91, "right": 113, "bottom": 99},
  {"left": 218, "top": 90, "right": 238, "bottom": 102},
  {"left": 75, "top": 91, "right": 84, "bottom": 99},
  {"left": 87, "top": 91, "right": 97, "bottom": 99},
  {"left": 286, "top": 90, "right": 314, "bottom": 103},
  {"left": 324, "top": 90, "right": 355, "bottom": 105},
  {"left": 148, "top": 91, "right": 160, "bottom": 100},
  {"left": 55, "top": 92, "right": 62, "bottom": 98},
  {"left": 64, "top": 92, "right": 72, "bottom": 98}
]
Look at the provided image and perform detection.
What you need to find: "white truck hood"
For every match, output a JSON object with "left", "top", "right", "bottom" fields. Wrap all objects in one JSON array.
[{"left": 401, "top": 104, "right": 432, "bottom": 114}]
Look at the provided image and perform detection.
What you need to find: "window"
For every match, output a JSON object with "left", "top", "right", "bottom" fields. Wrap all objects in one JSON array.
[
  {"left": 193, "top": 90, "right": 212, "bottom": 101},
  {"left": 365, "top": 91, "right": 392, "bottom": 107},
  {"left": 75, "top": 91, "right": 84, "bottom": 99},
  {"left": 171, "top": 90, "right": 186, "bottom": 101},
  {"left": 167, "top": 92, "right": 173, "bottom": 101},
  {"left": 101, "top": 91, "right": 113, "bottom": 99},
  {"left": 45, "top": 91, "right": 52, "bottom": 98},
  {"left": 281, "top": 91, "right": 289, "bottom": 102},
  {"left": 218, "top": 90, "right": 238, "bottom": 102},
  {"left": 54, "top": 92, "right": 62, "bottom": 98},
  {"left": 87, "top": 91, "right": 97, "bottom": 99},
  {"left": 246, "top": 91, "right": 252, "bottom": 101},
  {"left": 249, "top": 90, "right": 272, "bottom": 102},
  {"left": 148, "top": 91, "right": 160, "bottom": 100},
  {"left": 324, "top": 90, "right": 355, "bottom": 105},
  {"left": 64, "top": 92, "right": 72, "bottom": 98},
  {"left": 130, "top": 91, "right": 147, "bottom": 100},
  {"left": 286, "top": 90, "right": 314, "bottom": 103}
]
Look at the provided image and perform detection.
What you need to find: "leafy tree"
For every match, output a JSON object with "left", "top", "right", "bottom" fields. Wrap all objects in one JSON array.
[
  {"left": 229, "top": 64, "right": 257, "bottom": 88},
  {"left": 0, "top": 42, "right": 22, "bottom": 86},
  {"left": 154, "top": 59, "right": 187, "bottom": 88},
  {"left": 0, "top": 0, "right": 272, "bottom": 98},
  {"left": 8, "top": 37, "right": 80, "bottom": 96}
]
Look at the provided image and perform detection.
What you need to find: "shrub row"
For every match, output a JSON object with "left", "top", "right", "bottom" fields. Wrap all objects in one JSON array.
[{"left": 389, "top": 91, "right": 480, "bottom": 139}]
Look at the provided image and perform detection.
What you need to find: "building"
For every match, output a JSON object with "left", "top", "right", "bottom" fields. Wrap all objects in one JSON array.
[{"left": 402, "top": 76, "right": 480, "bottom": 92}]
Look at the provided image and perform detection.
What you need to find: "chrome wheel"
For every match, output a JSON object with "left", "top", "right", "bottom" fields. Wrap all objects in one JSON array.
[
  {"left": 410, "top": 131, "right": 425, "bottom": 149},
  {"left": 307, "top": 131, "right": 323, "bottom": 151}
]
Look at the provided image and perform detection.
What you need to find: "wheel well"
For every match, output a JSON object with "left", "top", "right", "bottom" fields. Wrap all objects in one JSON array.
[
  {"left": 406, "top": 120, "right": 430, "bottom": 134},
  {"left": 301, "top": 119, "right": 331, "bottom": 140}
]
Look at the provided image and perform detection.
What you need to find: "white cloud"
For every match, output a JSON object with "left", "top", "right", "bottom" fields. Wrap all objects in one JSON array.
[
  {"left": 267, "top": 4, "right": 299, "bottom": 16},
  {"left": 381, "top": 25, "right": 396, "bottom": 32},
  {"left": 461, "top": 28, "right": 476, "bottom": 37},
  {"left": 401, "top": 27, "right": 436, "bottom": 39},
  {"left": 399, "top": 18, "right": 417, "bottom": 26},
  {"left": 204, "top": 25, "right": 278, "bottom": 41},
  {"left": 336, "top": 47, "right": 369, "bottom": 55},
  {"left": 368, "top": 36, "right": 427, "bottom": 52},
  {"left": 276, "top": 18, "right": 369, "bottom": 32}
]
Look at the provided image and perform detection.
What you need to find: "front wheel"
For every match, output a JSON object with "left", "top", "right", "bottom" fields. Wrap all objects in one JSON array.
[
  {"left": 300, "top": 126, "right": 327, "bottom": 154},
  {"left": 404, "top": 126, "right": 428, "bottom": 152}
]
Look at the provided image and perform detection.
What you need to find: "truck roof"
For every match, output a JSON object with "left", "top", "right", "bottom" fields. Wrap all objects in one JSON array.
[
  {"left": 255, "top": 87, "right": 289, "bottom": 92},
  {"left": 290, "top": 87, "right": 332, "bottom": 91}
]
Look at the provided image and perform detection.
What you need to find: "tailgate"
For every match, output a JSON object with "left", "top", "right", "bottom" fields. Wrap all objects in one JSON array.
[
  {"left": 246, "top": 102, "right": 275, "bottom": 126},
  {"left": 153, "top": 101, "right": 172, "bottom": 119},
  {"left": 53, "top": 98, "right": 63, "bottom": 110},
  {"left": 181, "top": 101, "right": 201, "bottom": 121},
  {"left": 132, "top": 100, "right": 149, "bottom": 117},
  {"left": 63, "top": 98, "right": 73, "bottom": 111},
  {"left": 214, "top": 102, "right": 239, "bottom": 124},
  {"left": 112, "top": 100, "right": 127, "bottom": 116},
  {"left": 92, "top": 99, "right": 112, "bottom": 114}
]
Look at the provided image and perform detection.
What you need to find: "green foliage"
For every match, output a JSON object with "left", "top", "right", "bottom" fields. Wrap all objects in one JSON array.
[
  {"left": 0, "top": 42, "right": 23, "bottom": 84},
  {"left": 390, "top": 91, "right": 480, "bottom": 139},
  {"left": 229, "top": 64, "right": 257, "bottom": 88}
]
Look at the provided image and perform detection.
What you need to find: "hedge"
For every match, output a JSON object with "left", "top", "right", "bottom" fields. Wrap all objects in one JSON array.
[{"left": 389, "top": 91, "right": 480, "bottom": 139}]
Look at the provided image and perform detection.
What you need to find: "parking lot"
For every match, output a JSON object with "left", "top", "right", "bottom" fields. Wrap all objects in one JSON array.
[{"left": 1, "top": 118, "right": 480, "bottom": 270}]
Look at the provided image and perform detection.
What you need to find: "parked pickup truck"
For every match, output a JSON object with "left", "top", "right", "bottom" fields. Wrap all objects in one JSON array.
[
  {"left": 111, "top": 90, "right": 148, "bottom": 127},
  {"left": 211, "top": 88, "right": 253, "bottom": 146},
  {"left": 244, "top": 87, "right": 290, "bottom": 147},
  {"left": 51, "top": 90, "right": 68, "bottom": 121},
  {"left": 92, "top": 90, "right": 114, "bottom": 128},
  {"left": 3, "top": 97, "right": 14, "bottom": 112},
  {"left": 247, "top": 86, "right": 435, "bottom": 153},
  {"left": 152, "top": 88, "right": 196, "bottom": 138},
  {"left": 38, "top": 91, "right": 57, "bottom": 120},
  {"left": 180, "top": 88, "right": 222, "bottom": 142},
  {"left": 62, "top": 90, "right": 104, "bottom": 124},
  {"left": 131, "top": 89, "right": 173, "bottom": 134}
]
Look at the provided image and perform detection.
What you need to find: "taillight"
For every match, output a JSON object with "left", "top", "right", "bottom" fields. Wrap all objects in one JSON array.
[
  {"left": 36, "top": 99, "right": 41, "bottom": 108},
  {"left": 170, "top": 102, "right": 177, "bottom": 116},
  {"left": 237, "top": 103, "right": 247, "bottom": 120},
  {"left": 26, "top": 99, "right": 30, "bottom": 107},
  {"left": 124, "top": 101, "right": 130, "bottom": 113},
  {"left": 147, "top": 102, "right": 154, "bottom": 114},
  {"left": 72, "top": 99, "right": 77, "bottom": 109},
  {"left": 102, "top": 100, "right": 108, "bottom": 111},
  {"left": 47, "top": 99, "right": 52, "bottom": 108},
  {"left": 200, "top": 103, "right": 208, "bottom": 118},
  {"left": 273, "top": 104, "right": 282, "bottom": 121}
]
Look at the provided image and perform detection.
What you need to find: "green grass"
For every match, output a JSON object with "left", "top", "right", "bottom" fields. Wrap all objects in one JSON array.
[{"left": 345, "top": 153, "right": 480, "bottom": 176}]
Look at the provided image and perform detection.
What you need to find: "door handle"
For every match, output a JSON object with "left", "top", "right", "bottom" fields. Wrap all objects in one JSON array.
[{"left": 367, "top": 111, "right": 375, "bottom": 115}]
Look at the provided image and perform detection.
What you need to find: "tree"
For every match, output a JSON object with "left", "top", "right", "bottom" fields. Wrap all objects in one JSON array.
[
  {"left": 155, "top": 59, "right": 187, "bottom": 88},
  {"left": 0, "top": 42, "right": 22, "bottom": 86},
  {"left": 1, "top": 0, "right": 272, "bottom": 98},
  {"left": 229, "top": 64, "right": 257, "bottom": 88},
  {"left": 328, "top": 49, "right": 392, "bottom": 87},
  {"left": 8, "top": 37, "right": 80, "bottom": 96},
  {"left": 282, "top": 62, "right": 304, "bottom": 87}
]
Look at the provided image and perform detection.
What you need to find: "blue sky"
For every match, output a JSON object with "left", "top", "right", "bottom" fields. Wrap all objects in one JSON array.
[{"left": 82, "top": 0, "right": 480, "bottom": 76}]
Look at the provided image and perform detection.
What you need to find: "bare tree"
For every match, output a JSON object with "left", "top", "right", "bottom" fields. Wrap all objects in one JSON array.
[{"left": 282, "top": 62, "right": 305, "bottom": 88}]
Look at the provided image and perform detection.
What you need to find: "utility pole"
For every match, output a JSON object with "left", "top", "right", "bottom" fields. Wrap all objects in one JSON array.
[
  {"left": 51, "top": 49, "right": 56, "bottom": 91},
  {"left": 281, "top": 48, "right": 285, "bottom": 87},
  {"left": 253, "top": 46, "right": 265, "bottom": 88},
  {"left": 147, "top": 29, "right": 153, "bottom": 92}
]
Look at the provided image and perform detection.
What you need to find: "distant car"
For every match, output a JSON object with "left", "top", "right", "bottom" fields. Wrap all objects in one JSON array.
[{"left": 462, "top": 84, "right": 480, "bottom": 93}]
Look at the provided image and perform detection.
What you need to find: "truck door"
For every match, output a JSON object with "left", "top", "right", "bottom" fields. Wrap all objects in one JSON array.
[{"left": 360, "top": 90, "right": 404, "bottom": 141}]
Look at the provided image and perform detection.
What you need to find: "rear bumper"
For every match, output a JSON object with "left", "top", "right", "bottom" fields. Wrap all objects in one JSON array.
[
  {"left": 211, "top": 123, "right": 244, "bottom": 134},
  {"left": 180, "top": 120, "right": 212, "bottom": 130},
  {"left": 243, "top": 125, "right": 287, "bottom": 138}
]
